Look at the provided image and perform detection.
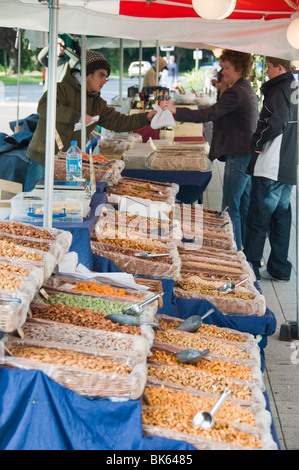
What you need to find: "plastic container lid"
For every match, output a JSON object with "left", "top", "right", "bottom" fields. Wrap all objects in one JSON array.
[{"left": 70, "top": 141, "right": 77, "bottom": 146}]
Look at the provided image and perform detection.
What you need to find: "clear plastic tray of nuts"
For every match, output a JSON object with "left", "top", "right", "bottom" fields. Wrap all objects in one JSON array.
[
  {"left": 0, "top": 289, "right": 31, "bottom": 332},
  {"left": 20, "top": 317, "right": 150, "bottom": 361},
  {"left": 0, "top": 257, "right": 44, "bottom": 291}
]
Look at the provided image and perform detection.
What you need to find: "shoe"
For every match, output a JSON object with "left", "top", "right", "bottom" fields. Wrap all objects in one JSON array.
[{"left": 260, "top": 270, "right": 289, "bottom": 282}]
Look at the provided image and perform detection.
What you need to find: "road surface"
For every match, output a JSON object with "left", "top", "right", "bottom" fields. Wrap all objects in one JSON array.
[{"left": 0, "top": 77, "right": 141, "bottom": 135}]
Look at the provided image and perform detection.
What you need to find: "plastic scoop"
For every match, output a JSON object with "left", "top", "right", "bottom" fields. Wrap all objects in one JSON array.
[
  {"left": 122, "top": 294, "right": 161, "bottom": 316},
  {"left": 106, "top": 313, "right": 159, "bottom": 327},
  {"left": 176, "top": 309, "right": 214, "bottom": 332},
  {"left": 0, "top": 297, "right": 22, "bottom": 304},
  {"left": 215, "top": 206, "right": 228, "bottom": 218},
  {"left": 217, "top": 277, "right": 248, "bottom": 294},
  {"left": 192, "top": 387, "right": 231, "bottom": 429},
  {"left": 176, "top": 348, "right": 210, "bottom": 365}
]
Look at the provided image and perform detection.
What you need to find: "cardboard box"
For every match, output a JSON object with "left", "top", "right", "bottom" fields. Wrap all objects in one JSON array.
[
  {"left": 0, "top": 179, "right": 23, "bottom": 207},
  {"left": 174, "top": 105, "right": 203, "bottom": 137}
]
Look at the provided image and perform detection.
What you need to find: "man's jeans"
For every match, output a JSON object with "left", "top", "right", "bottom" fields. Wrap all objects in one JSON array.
[
  {"left": 243, "top": 176, "right": 293, "bottom": 280},
  {"left": 24, "top": 160, "right": 45, "bottom": 192},
  {"left": 222, "top": 154, "right": 252, "bottom": 251}
]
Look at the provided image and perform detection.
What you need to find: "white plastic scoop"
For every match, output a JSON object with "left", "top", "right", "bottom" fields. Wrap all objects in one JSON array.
[{"left": 192, "top": 387, "right": 231, "bottom": 429}]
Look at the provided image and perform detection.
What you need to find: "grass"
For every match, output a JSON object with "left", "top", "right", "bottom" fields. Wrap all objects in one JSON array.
[{"left": 0, "top": 71, "right": 43, "bottom": 86}]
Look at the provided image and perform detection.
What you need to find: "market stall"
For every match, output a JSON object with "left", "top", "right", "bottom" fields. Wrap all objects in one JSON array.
[{"left": 1, "top": 0, "right": 299, "bottom": 453}]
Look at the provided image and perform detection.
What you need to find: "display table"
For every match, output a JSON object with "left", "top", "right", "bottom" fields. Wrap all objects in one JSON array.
[
  {"left": 122, "top": 169, "right": 212, "bottom": 204},
  {"left": 92, "top": 254, "right": 277, "bottom": 352},
  {"left": 0, "top": 179, "right": 280, "bottom": 451}
]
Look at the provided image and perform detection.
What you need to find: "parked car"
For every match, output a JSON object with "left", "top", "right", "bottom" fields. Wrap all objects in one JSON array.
[{"left": 128, "top": 61, "right": 151, "bottom": 78}]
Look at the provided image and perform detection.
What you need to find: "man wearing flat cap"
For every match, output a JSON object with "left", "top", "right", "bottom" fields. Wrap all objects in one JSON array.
[{"left": 25, "top": 50, "right": 155, "bottom": 190}]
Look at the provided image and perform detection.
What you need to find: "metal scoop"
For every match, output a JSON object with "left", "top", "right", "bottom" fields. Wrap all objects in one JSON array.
[
  {"left": 217, "top": 277, "right": 248, "bottom": 294},
  {"left": 215, "top": 205, "right": 228, "bottom": 219},
  {"left": 177, "top": 348, "right": 210, "bottom": 365},
  {"left": 192, "top": 387, "right": 231, "bottom": 429},
  {"left": 106, "top": 313, "right": 159, "bottom": 327},
  {"left": 122, "top": 293, "right": 162, "bottom": 316},
  {"left": 176, "top": 309, "right": 214, "bottom": 332},
  {"left": 134, "top": 251, "right": 170, "bottom": 258}
]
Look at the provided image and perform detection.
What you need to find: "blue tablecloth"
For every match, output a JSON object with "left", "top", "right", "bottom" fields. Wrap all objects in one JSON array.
[
  {"left": 0, "top": 368, "right": 195, "bottom": 451},
  {"left": 122, "top": 169, "right": 212, "bottom": 204}
]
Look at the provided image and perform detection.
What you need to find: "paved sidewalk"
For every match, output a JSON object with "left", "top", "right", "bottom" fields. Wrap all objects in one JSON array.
[{"left": 203, "top": 160, "right": 299, "bottom": 451}]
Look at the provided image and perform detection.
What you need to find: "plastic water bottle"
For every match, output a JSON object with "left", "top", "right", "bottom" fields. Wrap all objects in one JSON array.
[{"left": 66, "top": 140, "right": 82, "bottom": 181}]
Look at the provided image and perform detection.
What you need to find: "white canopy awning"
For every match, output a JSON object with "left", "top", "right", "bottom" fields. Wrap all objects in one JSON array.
[{"left": 0, "top": 0, "right": 299, "bottom": 59}]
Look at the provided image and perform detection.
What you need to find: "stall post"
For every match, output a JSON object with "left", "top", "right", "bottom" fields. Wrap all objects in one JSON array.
[
  {"left": 81, "top": 35, "right": 87, "bottom": 151},
  {"left": 138, "top": 40, "right": 142, "bottom": 92},
  {"left": 43, "top": 0, "right": 59, "bottom": 229}
]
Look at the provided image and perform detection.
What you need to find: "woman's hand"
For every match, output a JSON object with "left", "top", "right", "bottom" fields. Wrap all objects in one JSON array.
[{"left": 159, "top": 100, "right": 176, "bottom": 114}]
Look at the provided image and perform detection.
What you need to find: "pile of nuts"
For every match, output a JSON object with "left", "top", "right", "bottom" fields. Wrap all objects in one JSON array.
[
  {"left": 0, "top": 234, "right": 51, "bottom": 252},
  {"left": 0, "top": 270, "right": 24, "bottom": 291},
  {"left": 0, "top": 261, "right": 29, "bottom": 278},
  {"left": 0, "top": 222, "right": 55, "bottom": 240},
  {"left": 175, "top": 277, "right": 254, "bottom": 301},
  {"left": 31, "top": 304, "right": 141, "bottom": 335},
  {"left": 147, "top": 364, "right": 252, "bottom": 401},
  {"left": 158, "top": 318, "right": 247, "bottom": 343},
  {"left": 46, "top": 292, "right": 129, "bottom": 314},
  {"left": 142, "top": 386, "right": 263, "bottom": 449},
  {"left": 0, "top": 239, "right": 43, "bottom": 262},
  {"left": 155, "top": 330, "right": 250, "bottom": 360},
  {"left": 10, "top": 345, "right": 132, "bottom": 374},
  {"left": 149, "top": 350, "right": 253, "bottom": 381}
]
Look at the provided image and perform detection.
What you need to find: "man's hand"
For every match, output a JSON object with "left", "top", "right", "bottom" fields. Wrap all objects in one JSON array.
[
  {"left": 146, "top": 109, "right": 157, "bottom": 122},
  {"left": 79, "top": 114, "right": 94, "bottom": 125}
]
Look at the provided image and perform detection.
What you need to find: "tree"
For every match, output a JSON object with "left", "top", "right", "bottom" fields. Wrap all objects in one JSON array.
[{"left": 0, "top": 28, "right": 19, "bottom": 74}]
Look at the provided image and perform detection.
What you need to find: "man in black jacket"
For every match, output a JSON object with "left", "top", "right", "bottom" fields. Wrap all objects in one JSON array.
[{"left": 244, "top": 57, "right": 298, "bottom": 281}]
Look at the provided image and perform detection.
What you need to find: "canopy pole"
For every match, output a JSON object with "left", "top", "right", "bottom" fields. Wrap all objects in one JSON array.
[
  {"left": 43, "top": 0, "right": 59, "bottom": 229},
  {"left": 156, "top": 40, "right": 159, "bottom": 85},
  {"left": 14, "top": 28, "right": 22, "bottom": 132},
  {"left": 138, "top": 40, "right": 142, "bottom": 92},
  {"left": 279, "top": 87, "right": 299, "bottom": 341},
  {"left": 119, "top": 38, "right": 123, "bottom": 105},
  {"left": 296, "top": 103, "right": 299, "bottom": 339},
  {"left": 81, "top": 35, "right": 87, "bottom": 151}
]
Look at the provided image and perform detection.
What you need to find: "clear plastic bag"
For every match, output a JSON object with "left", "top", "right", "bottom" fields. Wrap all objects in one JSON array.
[{"left": 0, "top": 289, "right": 31, "bottom": 332}]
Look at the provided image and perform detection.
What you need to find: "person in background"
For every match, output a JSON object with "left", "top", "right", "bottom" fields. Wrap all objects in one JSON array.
[
  {"left": 151, "top": 54, "right": 157, "bottom": 66},
  {"left": 143, "top": 56, "right": 168, "bottom": 88},
  {"left": 160, "top": 57, "right": 169, "bottom": 88},
  {"left": 159, "top": 50, "right": 259, "bottom": 251},
  {"left": 25, "top": 50, "right": 156, "bottom": 191},
  {"left": 243, "top": 57, "right": 297, "bottom": 282},
  {"left": 38, "top": 37, "right": 79, "bottom": 89},
  {"left": 167, "top": 55, "right": 178, "bottom": 91}
]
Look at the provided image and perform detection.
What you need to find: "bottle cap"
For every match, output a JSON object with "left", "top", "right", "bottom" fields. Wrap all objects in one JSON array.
[{"left": 71, "top": 140, "right": 77, "bottom": 146}]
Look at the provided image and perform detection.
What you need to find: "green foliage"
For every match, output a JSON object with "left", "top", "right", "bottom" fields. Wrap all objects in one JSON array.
[{"left": 178, "top": 68, "right": 214, "bottom": 92}]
